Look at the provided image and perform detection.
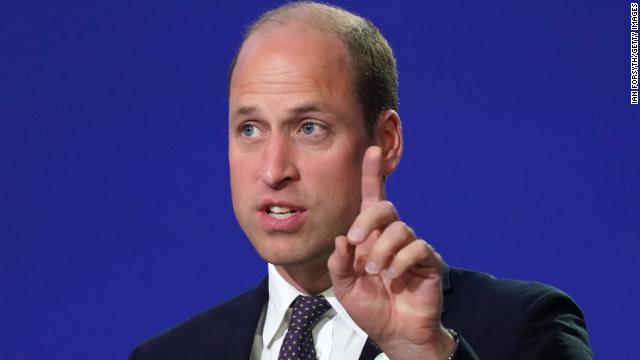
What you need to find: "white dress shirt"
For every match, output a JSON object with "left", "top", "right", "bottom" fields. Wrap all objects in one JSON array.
[{"left": 250, "top": 264, "right": 368, "bottom": 360}]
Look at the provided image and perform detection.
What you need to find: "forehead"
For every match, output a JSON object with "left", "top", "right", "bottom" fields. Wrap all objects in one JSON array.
[{"left": 229, "top": 23, "right": 358, "bottom": 113}]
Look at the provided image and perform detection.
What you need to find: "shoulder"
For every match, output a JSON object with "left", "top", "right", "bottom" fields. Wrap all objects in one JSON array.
[
  {"left": 445, "top": 266, "right": 570, "bottom": 309},
  {"left": 129, "top": 279, "right": 268, "bottom": 360},
  {"left": 444, "top": 267, "right": 592, "bottom": 359}
]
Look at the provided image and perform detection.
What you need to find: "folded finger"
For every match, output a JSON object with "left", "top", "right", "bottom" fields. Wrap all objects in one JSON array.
[
  {"left": 383, "top": 239, "right": 443, "bottom": 279},
  {"left": 364, "top": 221, "right": 415, "bottom": 275},
  {"left": 328, "top": 235, "right": 356, "bottom": 287},
  {"left": 347, "top": 200, "right": 398, "bottom": 244}
]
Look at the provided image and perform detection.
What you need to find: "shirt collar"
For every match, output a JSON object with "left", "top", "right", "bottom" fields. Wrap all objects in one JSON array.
[
  {"left": 262, "top": 263, "right": 367, "bottom": 348},
  {"left": 321, "top": 287, "right": 368, "bottom": 339},
  {"left": 263, "top": 264, "right": 302, "bottom": 347}
]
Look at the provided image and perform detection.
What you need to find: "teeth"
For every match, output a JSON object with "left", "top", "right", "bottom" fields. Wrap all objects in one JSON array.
[
  {"left": 269, "top": 205, "right": 294, "bottom": 214},
  {"left": 269, "top": 212, "right": 294, "bottom": 220},
  {"left": 267, "top": 205, "right": 298, "bottom": 220}
]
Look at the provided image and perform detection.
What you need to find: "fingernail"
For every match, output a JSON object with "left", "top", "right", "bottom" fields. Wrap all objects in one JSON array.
[
  {"left": 365, "top": 261, "right": 379, "bottom": 274},
  {"left": 348, "top": 228, "right": 364, "bottom": 243},
  {"left": 383, "top": 267, "right": 398, "bottom": 279}
]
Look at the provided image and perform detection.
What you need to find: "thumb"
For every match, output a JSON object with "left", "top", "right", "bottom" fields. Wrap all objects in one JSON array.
[{"left": 328, "top": 236, "right": 356, "bottom": 295}]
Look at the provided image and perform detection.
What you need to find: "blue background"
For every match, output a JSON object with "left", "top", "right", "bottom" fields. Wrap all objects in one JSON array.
[{"left": 2, "top": 1, "right": 638, "bottom": 358}]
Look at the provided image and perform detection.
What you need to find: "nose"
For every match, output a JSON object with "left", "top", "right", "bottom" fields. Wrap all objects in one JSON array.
[{"left": 259, "top": 134, "right": 300, "bottom": 189}]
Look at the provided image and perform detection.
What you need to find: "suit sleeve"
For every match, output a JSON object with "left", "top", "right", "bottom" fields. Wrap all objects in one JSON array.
[
  {"left": 128, "top": 347, "right": 138, "bottom": 360},
  {"left": 506, "top": 288, "right": 593, "bottom": 359},
  {"left": 451, "top": 335, "right": 480, "bottom": 360}
]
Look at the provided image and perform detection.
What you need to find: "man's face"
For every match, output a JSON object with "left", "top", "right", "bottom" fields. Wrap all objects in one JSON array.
[{"left": 228, "top": 24, "right": 368, "bottom": 269}]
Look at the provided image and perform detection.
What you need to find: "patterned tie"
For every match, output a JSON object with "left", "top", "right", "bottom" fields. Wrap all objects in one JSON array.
[{"left": 278, "top": 295, "right": 332, "bottom": 360}]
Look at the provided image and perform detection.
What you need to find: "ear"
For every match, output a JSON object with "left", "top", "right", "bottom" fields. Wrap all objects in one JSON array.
[{"left": 373, "top": 110, "right": 403, "bottom": 175}]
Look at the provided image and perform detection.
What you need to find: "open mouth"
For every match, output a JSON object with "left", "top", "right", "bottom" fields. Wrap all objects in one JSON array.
[
  {"left": 258, "top": 201, "right": 307, "bottom": 231},
  {"left": 267, "top": 205, "right": 299, "bottom": 220}
]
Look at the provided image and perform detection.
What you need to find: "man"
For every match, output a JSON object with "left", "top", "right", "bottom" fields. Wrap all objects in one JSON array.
[{"left": 130, "top": 2, "right": 592, "bottom": 359}]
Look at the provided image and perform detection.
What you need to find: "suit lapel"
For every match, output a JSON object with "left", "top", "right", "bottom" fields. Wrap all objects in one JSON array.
[{"left": 218, "top": 277, "right": 269, "bottom": 360}]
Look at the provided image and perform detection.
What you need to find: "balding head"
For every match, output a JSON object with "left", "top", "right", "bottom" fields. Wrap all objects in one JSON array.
[{"left": 229, "top": 1, "right": 398, "bottom": 137}]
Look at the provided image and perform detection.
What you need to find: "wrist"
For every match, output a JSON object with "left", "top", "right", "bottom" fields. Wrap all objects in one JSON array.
[
  {"left": 378, "top": 325, "right": 458, "bottom": 360},
  {"left": 443, "top": 328, "right": 459, "bottom": 360},
  {"left": 432, "top": 325, "right": 457, "bottom": 360}
]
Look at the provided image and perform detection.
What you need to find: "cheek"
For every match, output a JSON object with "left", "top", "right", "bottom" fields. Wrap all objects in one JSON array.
[
  {"left": 306, "top": 148, "right": 363, "bottom": 203},
  {"left": 229, "top": 153, "right": 254, "bottom": 204},
  {"left": 229, "top": 147, "right": 255, "bottom": 180}
]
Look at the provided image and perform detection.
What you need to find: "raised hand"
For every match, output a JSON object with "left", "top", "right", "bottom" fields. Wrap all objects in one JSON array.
[{"left": 328, "top": 146, "right": 455, "bottom": 360}]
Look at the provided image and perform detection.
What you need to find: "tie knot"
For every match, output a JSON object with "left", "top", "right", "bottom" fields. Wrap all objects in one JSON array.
[{"left": 290, "top": 295, "right": 331, "bottom": 330}]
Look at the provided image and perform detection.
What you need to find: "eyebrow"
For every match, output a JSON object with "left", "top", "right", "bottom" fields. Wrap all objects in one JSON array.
[
  {"left": 290, "top": 104, "right": 324, "bottom": 114},
  {"left": 232, "top": 103, "right": 328, "bottom": 118},
  {"left": 234, "top": 106, "right": 258, "bottom": 117}
]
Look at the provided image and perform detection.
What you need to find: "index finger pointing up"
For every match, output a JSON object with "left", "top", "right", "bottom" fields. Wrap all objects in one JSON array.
[{"left": 361, "top": 146, "right": 385, "bottom": 211}]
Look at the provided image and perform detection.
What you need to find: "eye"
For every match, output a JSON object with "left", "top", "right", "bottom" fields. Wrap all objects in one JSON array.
[
  {"left": 239, "top": 123, "right": 259, "bottom": 138},
  {"left": 299, "top": 121, "right": 325, "bottom": 136}
]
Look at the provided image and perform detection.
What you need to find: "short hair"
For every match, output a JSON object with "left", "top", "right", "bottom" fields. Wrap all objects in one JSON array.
[{"left": 228, "top": 1, "right": 398, "bottom": 137}]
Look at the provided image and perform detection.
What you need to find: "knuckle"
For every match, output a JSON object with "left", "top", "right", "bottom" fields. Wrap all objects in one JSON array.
[
  {"left": 395, "top": 221, "right": 416, "bottom": 239},
  {"left": 389, "top": 220, "right": 405, "bottom": 232},
  {"left": 383, "top": 221, "right": 412, "bottom": 245},
  {"left": 380, "top": 200, "right": 396, "bottom": 213},
  {"left": 416, "top": 239, "right": 430, "bottom": 251},
  {"left": 433, "top": 249, "right": 444, "bottom": 264},
  {"left": 433, "top": 253, "right": 444, "bottom": 271},
  {"left": 423, "top": 241, "right": 435, "bottom": 253},
  {"left": 406, "top": 225, "right": 416, "bottom": 238},
  {"left": 414, "top": 240, "right": 430, "bottom": 257}
]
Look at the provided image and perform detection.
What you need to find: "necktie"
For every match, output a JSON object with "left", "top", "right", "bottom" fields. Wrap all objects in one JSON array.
[{"left": 278, "top": 295, "right": 331, "bottom": 360}]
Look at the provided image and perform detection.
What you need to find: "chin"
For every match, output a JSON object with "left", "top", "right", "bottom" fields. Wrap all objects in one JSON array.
[{"left": 252, "top": 236, "right": 333, "bottom": 269}]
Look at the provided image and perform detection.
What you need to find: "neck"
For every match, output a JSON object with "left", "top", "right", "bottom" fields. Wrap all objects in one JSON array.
[{"left": 274, "top": 259, "right": 332, "bottom": 295}]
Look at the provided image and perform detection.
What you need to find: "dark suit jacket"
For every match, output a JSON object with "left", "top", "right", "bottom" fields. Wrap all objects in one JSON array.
[{"left": 129, "top": 266, "right": 592, "bottom": 359}]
